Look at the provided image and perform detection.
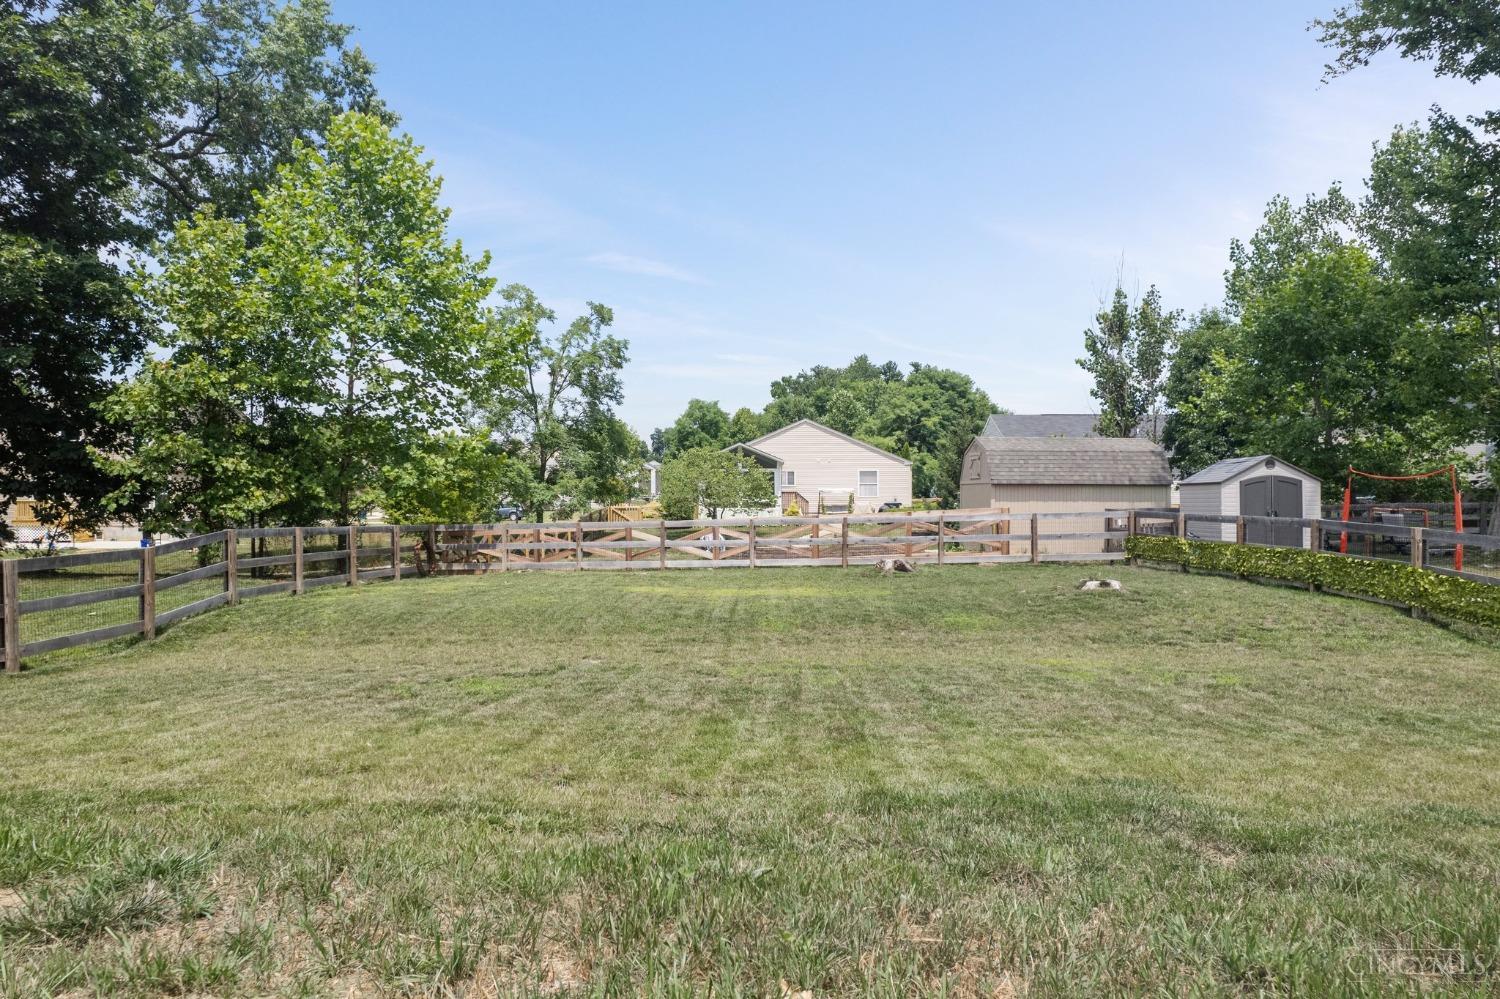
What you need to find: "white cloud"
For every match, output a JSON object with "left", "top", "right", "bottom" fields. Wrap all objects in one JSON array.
[{"left": 585, "top": 252, "right": 705, "bottom": 284}]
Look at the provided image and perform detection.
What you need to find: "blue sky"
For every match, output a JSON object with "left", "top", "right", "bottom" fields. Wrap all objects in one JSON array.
[{"left": 340, "top": 1, "right": 1496, "bottom": 436}]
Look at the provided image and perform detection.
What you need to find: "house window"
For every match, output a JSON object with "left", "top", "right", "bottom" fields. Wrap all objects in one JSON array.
[
  {"left": 858, "top": 470, "right": 878, "bottom": 498},
  {"left": 783, "top": 470, "right": 796, "bottom": 487}
]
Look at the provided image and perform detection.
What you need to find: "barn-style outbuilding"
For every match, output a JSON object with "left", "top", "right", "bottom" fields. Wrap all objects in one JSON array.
[
  {"left": 1178, "top": 455, "right": 1322, "bottom": 547},
  {"left": 958, "top": 435, "right": 1173, "bottom": 554}
]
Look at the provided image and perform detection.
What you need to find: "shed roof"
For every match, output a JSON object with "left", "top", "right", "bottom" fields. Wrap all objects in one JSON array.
[
  {"left": 970, "top": 436, "right": 1172, "bottom": 486},
  {"left": 1179, "top": 455, "right": 1321, "bottom": 486}
]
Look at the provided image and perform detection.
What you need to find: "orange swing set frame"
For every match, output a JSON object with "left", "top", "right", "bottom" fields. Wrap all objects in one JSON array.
[{"left": 1339, "top": 464, "right": 1464, "bottom": 571}]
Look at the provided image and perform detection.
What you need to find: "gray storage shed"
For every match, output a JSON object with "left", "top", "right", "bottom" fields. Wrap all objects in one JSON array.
[{"left": 1178, "top": 455, "right": 1322, "bottom": 546}]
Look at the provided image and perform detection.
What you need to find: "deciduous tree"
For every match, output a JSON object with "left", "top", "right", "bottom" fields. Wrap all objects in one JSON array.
[
  {"left": 659, "top": 448, "right": 774, "bottom": 520},
  {"left": 1077, "top": 282, "right": 1179, "bottom": 440},
  {"left": 481, "top": 285, "right": 629, "bottom": 520}
]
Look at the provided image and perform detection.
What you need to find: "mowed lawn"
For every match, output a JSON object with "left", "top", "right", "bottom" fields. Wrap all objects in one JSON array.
[{"left": 1, "top": 565, "right": 1499, "bottom": 997}]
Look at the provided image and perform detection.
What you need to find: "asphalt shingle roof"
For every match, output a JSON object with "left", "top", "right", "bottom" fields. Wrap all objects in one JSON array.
[
  {"left": 971, "top": 436, "right": 1173, "bottom": 486},
  {"left": 1179, "top": 455, "right": 1273, "bottom": 485},
  {"left": 982, "top": 413, "right": 1101, "bottom": 438},
  {"left": 1179, "top": 454, "right": 1322, "bottom": 486}
]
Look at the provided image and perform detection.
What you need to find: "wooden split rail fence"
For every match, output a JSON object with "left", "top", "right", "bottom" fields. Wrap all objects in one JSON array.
[
  {"left": 1129, "top": 509, "right": 1500, "bottom": 584},
  {"left": 1, "top": 510, "right": 1132, "bottom": 671}
]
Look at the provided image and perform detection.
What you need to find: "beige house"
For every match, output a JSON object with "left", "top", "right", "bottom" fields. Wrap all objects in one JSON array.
[
  {"left": 728, "top": 419, "right": 912, "bottom": 514},
  {"left": 958, "top": 435, "right": 1172, "bottom": 554}
]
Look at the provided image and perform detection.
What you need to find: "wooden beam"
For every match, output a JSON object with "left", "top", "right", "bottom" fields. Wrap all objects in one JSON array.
[
  {"left": 748, "top": 519, "right": 757, "bottom": 568},
  {"left": 575, "top": 521, "right": 584, "bottom": 569},
  {"left": 1030, "top": 514, "right": 1039, "bottom": 564},
  {"left": 347, "top": 526, "right": 359, "bottom": 586},
  {"left": 140, "top": 546, "right": 156, "bottom": 641},
  {"left": 936, "top": 518, "right": 945, "bottom": 564},
  {"left": 659, "top": 519, "right": 668, "bottom": 569},
  {"left": 390, "top": 526, "right": 401, "bottom": 581},
  {"left": 225, "top": 528, "right": 240, "bottom": 604},
  {"left": 840, "top": 517, "right": 849, "bottom": 568},
  {"left": 1410, "top": 526, "right": 1425, "bottom": 570},
  {"left": 3, "top": 559, "right": 20, "bottom": 673},
  {"left": 293, "top": 527, "right": 305, "bottom": 595}
]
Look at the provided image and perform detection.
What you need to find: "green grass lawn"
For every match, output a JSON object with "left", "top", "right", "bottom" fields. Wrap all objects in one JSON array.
[{"left": 1, "top": 565, "right": 1498, "bottom": 997}]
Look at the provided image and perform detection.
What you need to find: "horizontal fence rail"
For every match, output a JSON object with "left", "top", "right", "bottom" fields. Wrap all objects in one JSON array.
[
  {"left": 1129, "top": 508, "right": 1500, "bottom": 584},
  {"left": 0, "top": 510, "right": 1135, "bottom": 670},
  {"left": 4, "top": 507, "right": 1495, "bottom": 672}
]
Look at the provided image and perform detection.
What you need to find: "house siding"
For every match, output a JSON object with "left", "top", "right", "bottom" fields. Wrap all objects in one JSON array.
[{"left": 753, "top": 422, "right": 912, "bottom": 513}]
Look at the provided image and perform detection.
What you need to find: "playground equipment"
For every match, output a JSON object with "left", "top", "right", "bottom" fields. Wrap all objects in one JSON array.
[{"left": 1339, "top": 464, "right": 1464, "bottom": 570}]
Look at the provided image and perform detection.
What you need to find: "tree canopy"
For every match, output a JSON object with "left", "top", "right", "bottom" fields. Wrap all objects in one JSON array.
[
  {"left": 659, "top": 448, "right": 775, "bottom": 520},
  {"left": 104, "top": 112, "right": 505, "bottom": 534},
  {"left": 652, "top": 356, "right": 997, "bottom": 505},
  {"left": 1, "top": 0, "right": 387, "bottom": 536}
]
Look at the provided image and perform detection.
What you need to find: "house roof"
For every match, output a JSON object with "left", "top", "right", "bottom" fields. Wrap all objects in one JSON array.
[
  {"left": 982, "top": 412, "right": 1168, "bottom": 441},
  {"left": 969, "top": 436, "right": 1172, "bottom": 486},
  {"left": 742, "top": 419, "right": 912, "bottom": 466},
  {"left": 723, "top": 442, "right": 781, "bottom": 466},
  {"left": 1180, "top": 455, "right": 1321, "bottom": 486},
  {"left": 982, "top": 413, "right": 1101, "bottom": 438}
]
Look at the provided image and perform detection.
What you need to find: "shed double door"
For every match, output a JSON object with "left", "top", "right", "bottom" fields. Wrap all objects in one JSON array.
[{"left": 1241, "top": 476, "right": 1303, "bottom": 546}]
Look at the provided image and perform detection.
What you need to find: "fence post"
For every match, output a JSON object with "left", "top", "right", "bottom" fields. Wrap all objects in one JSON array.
[
  {"left": 1235, "top": 516, "right": 1246, "bottom": 546},
  {"left": 292, "top": 527, "right": 305, "bottom": 594},
  {"left": 347, "top": 525, "right": 359, "bottom": 586},
  {"left": 501, "top": 525, "right": 510, "bottom": 572},
  {"left": 1176, "top": 511, "right": 1186, "bottom": 538},
  {"left": 426, "top": 525, "right": 438, "bottom": 575},
  {"left": 748, "top": 518, "right": 757, "bottom": 568},
  {"left": 840, "top": 516, "right": 849, "bottom": 568},
  {"left": 139, "top": 546, "right": 156, "bottom": 641},
  {"left": 1029, "top": 513, "right": 1039, "bottom": 564},
  {"left": 812, "top": 520, "right": 822, "bottom": 561},
  {"left": 390, "top": 525, "right": 401, "bottom": 582},
  {"left": 3, "top": 559, "right": 21, "bottom": 673},
  {"left": 225, "top": 528, "right": 239, "bottom": 605},
  {"left": 659, "top": 519, "right": 668, "bottom": 569},
  {"left": 712, "top": 523, "right": 721, "bottom": 563},
  {"left": 1410, "top": 526, "right": 1425, "bottom": 570},
  {"left": 936, "top": 518, "right": 945, "bottom": 565},
  {"left": 575, "top": 521, "right": 584, "bottom": 569}
]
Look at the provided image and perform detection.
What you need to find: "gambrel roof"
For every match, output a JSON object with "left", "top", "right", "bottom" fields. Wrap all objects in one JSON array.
[{"left": 968, "top": 436, "right": 1172, "bottom": 486}]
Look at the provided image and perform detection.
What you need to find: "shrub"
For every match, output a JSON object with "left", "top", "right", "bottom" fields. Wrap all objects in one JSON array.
[{"left": 1125, "top": 535, "right": 1500, "bottom": 628}]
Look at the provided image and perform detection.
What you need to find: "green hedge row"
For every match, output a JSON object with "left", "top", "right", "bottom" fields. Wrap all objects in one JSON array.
[{"left": 1125, "top": 535, "right": 1500, "bottom": 628}]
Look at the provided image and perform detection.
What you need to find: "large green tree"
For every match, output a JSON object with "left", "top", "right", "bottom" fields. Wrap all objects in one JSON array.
[
  {"left": 656, "top": 399, "right": 733, "bottom": 458},
  {"left": 105, "top": 112, "right": 499, "bottom": 530},
  {"left": 96, "top": 213, "right": 300, "bottom": 535},
  {"left": 1077, "top": 282, "right": 1180, "bottom": 440},
  {"left": 1318, "top": 0, "right": 1500, "bottom": 519},
  {"left": 1161, "top": 310, "right": 1246, "bottom": 476},
  {"left": 481, "top": 285, "right": 631, "bottom": 521},
  {"left": 1232, "top": 244, "right": 1409, "bottom": 486},
  {"left": 659, "top": 448, "right": 775, "bottom": 520},
  {"left": 0, "top": 0, "right": 387, "bottom": 536},
  {"left": 253, "top": 112, "right": 495, "bottom": 523}
]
